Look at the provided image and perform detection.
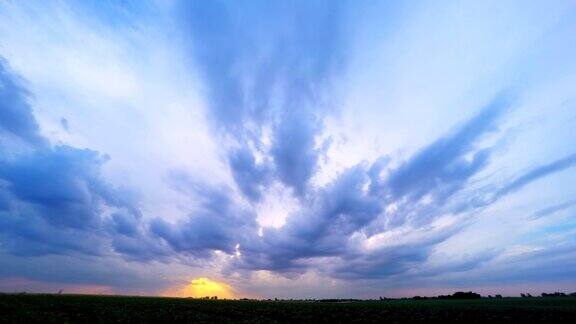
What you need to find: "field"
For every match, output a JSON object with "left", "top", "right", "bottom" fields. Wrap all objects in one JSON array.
[{"left": 1, "top": 294, "right": 576, "bottom": 323}]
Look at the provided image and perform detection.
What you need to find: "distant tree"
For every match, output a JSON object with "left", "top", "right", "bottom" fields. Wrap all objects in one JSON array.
[
  {"left": 445, "top": 292, "right": 481, "bottom": 300},
  {"left": 495, "top": 295, "right": 503, "bottom": 299},
  {"left": 521, "top": 293, "right": 526, "bottom": 298}
]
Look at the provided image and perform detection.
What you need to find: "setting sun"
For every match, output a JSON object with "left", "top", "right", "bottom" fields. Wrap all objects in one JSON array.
[{"left": 168, "top": 278, "right": 235, "bottom": 299}]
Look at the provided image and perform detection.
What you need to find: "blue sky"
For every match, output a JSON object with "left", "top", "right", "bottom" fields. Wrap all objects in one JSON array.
[{"left": 0, "top": 0, "right": 575, "bottom": 298}]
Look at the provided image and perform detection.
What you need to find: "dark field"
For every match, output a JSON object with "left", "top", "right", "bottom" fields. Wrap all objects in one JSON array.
[{"left": 1, "top": 294, "right": 576, "bottom": 323}]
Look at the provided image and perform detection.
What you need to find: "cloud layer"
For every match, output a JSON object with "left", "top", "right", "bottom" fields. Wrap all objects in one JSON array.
[{"left": 1, "top": 0, "right": 576, "bottom": 297}]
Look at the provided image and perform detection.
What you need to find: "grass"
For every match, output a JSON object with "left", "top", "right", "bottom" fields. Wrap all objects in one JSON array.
[{"left": 1, "top": 294, "right": 576, "bottom": 323}]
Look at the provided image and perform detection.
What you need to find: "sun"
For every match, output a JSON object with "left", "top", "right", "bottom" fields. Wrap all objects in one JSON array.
[{"left": 168, "top": 278, "right": 235, "bottom": 299}]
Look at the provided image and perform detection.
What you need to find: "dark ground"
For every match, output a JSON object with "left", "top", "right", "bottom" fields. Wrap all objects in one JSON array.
[{"left": 1, "top": 294, "right": 576, "bottom": 323}]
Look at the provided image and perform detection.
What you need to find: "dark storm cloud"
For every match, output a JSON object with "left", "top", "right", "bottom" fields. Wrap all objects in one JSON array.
[{"left": 181, "top": 0, "right": 346, "bottom": 199}]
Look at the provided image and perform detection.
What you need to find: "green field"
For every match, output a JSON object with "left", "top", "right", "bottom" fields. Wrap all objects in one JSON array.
[{"left": 1, "top": 294, "right": 576, "bottom": 323}]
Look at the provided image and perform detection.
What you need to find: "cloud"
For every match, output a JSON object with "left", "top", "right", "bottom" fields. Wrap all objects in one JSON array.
[
  {"left": 0, "top": 57, "right": 147, "bottom": 258},
  {"left": 331, "top": 225, "right": 464, "bottom": 280},
  {"left": 443, "top": 242, "right": 576, "bottom": 287},
  {"left": 0, "top": 142, "right": 152, "bottom": 258},
  {"left": 0, "top": 251, "right": 179, "bottom": 294},
  {"left": 1, "top": 146, "right": 112, "bottom": 230},
  {"left": 228, "top": 147, "right": 271, "bottom": 202},
  {"left": 151, "top": 177, "right": 258, "bottom": 259},
  {"left": 60, "top": 118, "right": 70, "bottom": 132},
  {"left": 0, "top": 58, "right": 45, "bottom": 147},
  {"left": 235, "top": 164, "right": 381, "bottom": 273},
  {"left": 494, "top": 153, "right": 576, "bottom": 200},
  {"left": 530, "top": 199, "right": 576, "bottom": 219},
  {"left": 181, "top": 0, "right": 346, "bottom": 199},
  {"left": 1, "top": 0, "right": 576, "bottom": 297},
  {"left": 271, "top": 113, "right": 321, "bottom": 196},
  {"left": 382, "top": 93, "right": 511, "bottom": 204},
  {"left": 228, "top": 93, "right": 515, "bottom": 278}
]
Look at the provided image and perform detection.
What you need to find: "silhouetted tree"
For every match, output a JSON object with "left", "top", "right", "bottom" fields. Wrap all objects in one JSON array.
[{"left": 439, "top": 292, "right": 481, "bottom": 300}]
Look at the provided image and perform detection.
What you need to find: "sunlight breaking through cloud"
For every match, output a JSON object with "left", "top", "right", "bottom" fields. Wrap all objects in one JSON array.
[{"left": 165, "top": 278, "right": 235, "bottom": 299}]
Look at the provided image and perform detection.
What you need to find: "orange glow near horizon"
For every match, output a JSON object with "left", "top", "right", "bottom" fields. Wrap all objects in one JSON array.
[{"left": 165, "top": 278, "right": 235, "bottom": 299}]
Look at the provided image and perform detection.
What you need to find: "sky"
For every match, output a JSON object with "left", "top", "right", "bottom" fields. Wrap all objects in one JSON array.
[{"left": 0, "top": 0, "right": 575, "bottom": 299}]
